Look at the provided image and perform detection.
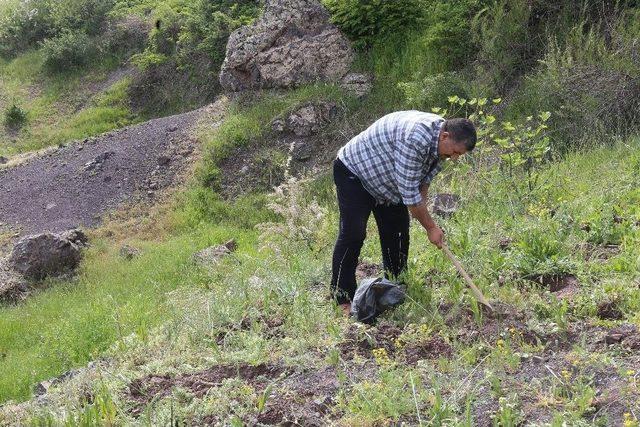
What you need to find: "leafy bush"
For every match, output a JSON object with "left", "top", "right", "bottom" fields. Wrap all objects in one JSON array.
[
  {"left": 3, "top": 102, "right": 28, "bottom": 129},
  {"left": 509, "top": 13, "right": 640, "bottom": 148},
  {"left": 48, "top": 0, "right": 115, "bottom": 36},
  {"left": 512, "top": 226, "right": 573, "bottom": 277},
  {"left": 398, "top": 72, "right": 470, "bottom": 110},
  {"left": 0, "top": 0, "right": 54, "bottom": 56},
  {"left": 40, "top": 30, "right": 95, "bottom": 73},
  {"left": 0, "top": 0, "right": 114, "bottom": 57},
  {"left": 419, "top": 0, "right": 487, "bottom": 70},
  {"left": 323, "top": 0, "right": 427, "bottom": 50},
  {"left": 102, "top": 14, "right": 149, "bottom": 58}
]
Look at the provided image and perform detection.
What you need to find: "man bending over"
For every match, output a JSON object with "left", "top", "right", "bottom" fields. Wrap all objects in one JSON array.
[{"left": 331, "top": 111, "right": 477, "bottom": 314}]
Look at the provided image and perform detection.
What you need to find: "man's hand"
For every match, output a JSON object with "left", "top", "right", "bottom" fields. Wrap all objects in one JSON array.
[
  {"left": 426, "top": 225, "right": 444, "bottom": 249},
  {"left": 407, "top": 194, "right": 444, "bottom": 249}
]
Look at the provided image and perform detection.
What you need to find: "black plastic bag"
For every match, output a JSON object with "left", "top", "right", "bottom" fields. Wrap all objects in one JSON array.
[{"left": 350, "top": 277, "right": 406, "bottom": 323}]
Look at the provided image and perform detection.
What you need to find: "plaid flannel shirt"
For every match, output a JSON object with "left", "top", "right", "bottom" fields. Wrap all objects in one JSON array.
[{"left": 337, "top": 111, "right": 444, "bottom": 205}]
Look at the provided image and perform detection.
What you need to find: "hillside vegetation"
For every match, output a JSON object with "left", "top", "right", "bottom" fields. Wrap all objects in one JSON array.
[{"left": 1, "top": 0, "right": 640, "bottom": 425}]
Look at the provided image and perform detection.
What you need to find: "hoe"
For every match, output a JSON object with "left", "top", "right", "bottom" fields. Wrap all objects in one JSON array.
[{"left": 441, "top": 242, "right": 493, "bottom": 311}]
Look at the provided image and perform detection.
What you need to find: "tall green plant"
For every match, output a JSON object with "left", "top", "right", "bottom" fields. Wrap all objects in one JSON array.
[{"left": 432, "top": 96, "right": 552, "bottom": 202}]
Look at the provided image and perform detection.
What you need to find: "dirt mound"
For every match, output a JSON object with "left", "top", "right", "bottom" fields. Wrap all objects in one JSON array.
[
  {"left": 128, "top": 363, "right": 346, "bottom": 425},
  {"left": 0, "top": 100, "right": 225, "bottom": 237},
  {"left": 339, "top": 321, "right": 453, "bottom": 365},
  {"left": 128, "top": 363, "right": 286, "bottom": 417},
  {"left": 251, "top": 366, "right": 340, "bottom": 426}
]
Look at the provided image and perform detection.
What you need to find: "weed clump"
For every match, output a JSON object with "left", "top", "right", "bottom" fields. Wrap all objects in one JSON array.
[
  {"left": 3, "top": 102, "right": 27, "bottom": 129},
  {"left": 41, "top": 30, "right": 95, "bottom": 74}
]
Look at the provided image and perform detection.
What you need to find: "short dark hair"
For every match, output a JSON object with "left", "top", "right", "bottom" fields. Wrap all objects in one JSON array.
[{"left": 443, "top": 118, "right": 477, "bottom": 151}]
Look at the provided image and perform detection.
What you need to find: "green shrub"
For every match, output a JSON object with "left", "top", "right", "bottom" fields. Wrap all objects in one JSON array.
[
  {"left": 41, "top": 30, "right": 95, "bottom": 73},
  {"left": 0, "top": 0, "right": 54, "bottom": 56},
  {"left": 508, "top": 13, "right": 640, "bottom": 149},
  {"left": 102, "top": 14, "right": 149, "bottom": 58},
  {"left": 3, "top": 102, "right": 27, "bottom": 129},
  {"left": 419, "top": 0, "right": 487, "bottom": 70},
  {"left": 323, "top": 0, "right": 427, "bottom": 50},
  {"left": 471, "top": 0, "right": 534, "bottom": 92},
  {"left": 126, "top": 0, "right": 260, "bottom": 116},
  {"left": 512, "top": 226, "right": 573, "bottom": 277},
  {"left": 398, "top": 71, "right": 470, "bottom": 110},
  {"left": 48, "top": 0, "right": 115, "bottom": 37},
  {"left": 0, "top": 0, "right": 114, "bottom": 57}
]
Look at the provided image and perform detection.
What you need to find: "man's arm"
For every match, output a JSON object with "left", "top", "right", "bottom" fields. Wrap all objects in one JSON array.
[{"left": 409, "top": 184, "right": 444, "bottom": 248}]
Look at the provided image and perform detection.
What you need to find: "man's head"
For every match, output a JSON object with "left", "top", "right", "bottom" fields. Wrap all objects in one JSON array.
[{"left": 437, "top": 118, "right": 477, "bottom": 161}]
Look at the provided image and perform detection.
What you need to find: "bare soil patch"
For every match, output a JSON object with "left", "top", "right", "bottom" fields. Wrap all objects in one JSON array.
[
  {"left": 251, "top": 366, "right": 341, "bottom": 426},
  {"left": 581, "top": 242, "right": 621, "bottom": 261},
  {"left": 339, "top": 321, "right": 454, "bottom": 365},
  {"left": 355, "top": 260, "right": 382, "bottom": 280},
  {"left": 527, "top": 273, "right": 579, "bottom": 293},
  {"left": 0, "top": 100, "right": 225, "bottom": 237},
  {"left": 127, "top": 363, "right": 287, "bottom": 417}
]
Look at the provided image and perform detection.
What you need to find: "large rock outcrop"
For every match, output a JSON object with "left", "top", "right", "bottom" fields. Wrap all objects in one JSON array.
[
  {"left": 8, "top": 229, "right": 87, "bottom": 281},
  {"left": 219, "top": 0, "right": 354, "bottom": 91}
]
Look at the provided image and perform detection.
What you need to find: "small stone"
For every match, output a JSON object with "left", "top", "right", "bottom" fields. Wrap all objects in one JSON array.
[
  {"left": 432, "top": 193, "right": 460, "bottom": 218},
  {"left": 271, "top": 118, "right": 286, "bottom": 133},
  {"left": 340, "top": 72, "right": 373, "bottom": 99},
  {"left": 498, "top": 237, "right": 512, "bottom": 250},
  {"left": 167, "top": 125, "right": 178, "bottom": 132},
  {"left": 223, "top": 239, "right": 237, "bottom": 252},
  {"left": 60, "top": 229, "right": 88, "bottom": 247},
  {"left": 193, "top": 240, "right": 237, "bottom": 267},
  {"left": 157, "top": 155, "right": 171, "bottom": 166},
  {"left": 285, "top": 102, "right": 337, "bottom": 137},
  {"left": 119, "top": 244, "right": 141, "bottom": 260},
  {"left": 0, "top": 156, "right": 8, "bottom": 165},
  {"left": 291, "top": 141, "right": 312, "bottom": 162},
  {"left": 83, "top": 151, "right": 114, "bottom": 172},
  {"left": 179, "top": 147, "right": 193, "bottom": 157}
]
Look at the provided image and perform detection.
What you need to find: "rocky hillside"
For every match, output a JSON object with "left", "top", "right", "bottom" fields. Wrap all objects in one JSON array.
[{"left": 0, "top": 0, "right": 639, "bottom": 425}]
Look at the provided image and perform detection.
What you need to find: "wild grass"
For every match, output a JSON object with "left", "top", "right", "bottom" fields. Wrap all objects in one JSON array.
[
  {"left": 0, "top": 201, "right": 270, "bottom": 402},
  {"left": 0, "top": 50, "right": 137, "bottom": 157},
  {"left": 195, "top": 83, "right": 353, "bottom": 189},
  {"left": 1, "top": 134, "right": 638, "bottom": 425}
]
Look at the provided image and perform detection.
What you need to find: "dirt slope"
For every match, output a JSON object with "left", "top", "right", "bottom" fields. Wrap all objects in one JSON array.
[{"left": 0, "top": 100, "right": 225, "bottom": 237}]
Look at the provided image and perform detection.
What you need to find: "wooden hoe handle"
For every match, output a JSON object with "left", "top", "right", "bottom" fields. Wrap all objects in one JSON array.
[{"left": 441, "top": 242, "right": 493, "bottom": 310}]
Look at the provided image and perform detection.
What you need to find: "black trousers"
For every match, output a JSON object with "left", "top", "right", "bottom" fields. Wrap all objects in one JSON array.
[{"left": 331, "top": 159, "right": 410, "bottom": 304}]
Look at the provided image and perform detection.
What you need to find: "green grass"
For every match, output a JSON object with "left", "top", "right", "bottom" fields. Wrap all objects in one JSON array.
[
  {"left": 0, "top": 197, "right": 270, "bottom": 402},
  {"left": 0, "top": 50, "right": 138, "bottom": 156},
  {"left": 1, "top": 134, "right": 638, "bottom": 423},
  {"left": 196, "top": 83, "right": 354, "bottom": 189}
]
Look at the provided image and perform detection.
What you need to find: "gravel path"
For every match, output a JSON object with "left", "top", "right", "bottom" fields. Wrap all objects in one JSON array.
[{"left": 0, "top": 101, "right": 224, "bottom": 236}]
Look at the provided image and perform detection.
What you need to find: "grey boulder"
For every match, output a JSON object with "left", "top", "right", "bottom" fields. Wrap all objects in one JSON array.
[
  {"left": 8, "top": 229, "right": 87, "bottom": 280},
  {"left": 219, "top": 0, "right": 354, "bottom": 91},
  {"left": 272, "top": 102, "right": 338, "bottom": 136}
]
